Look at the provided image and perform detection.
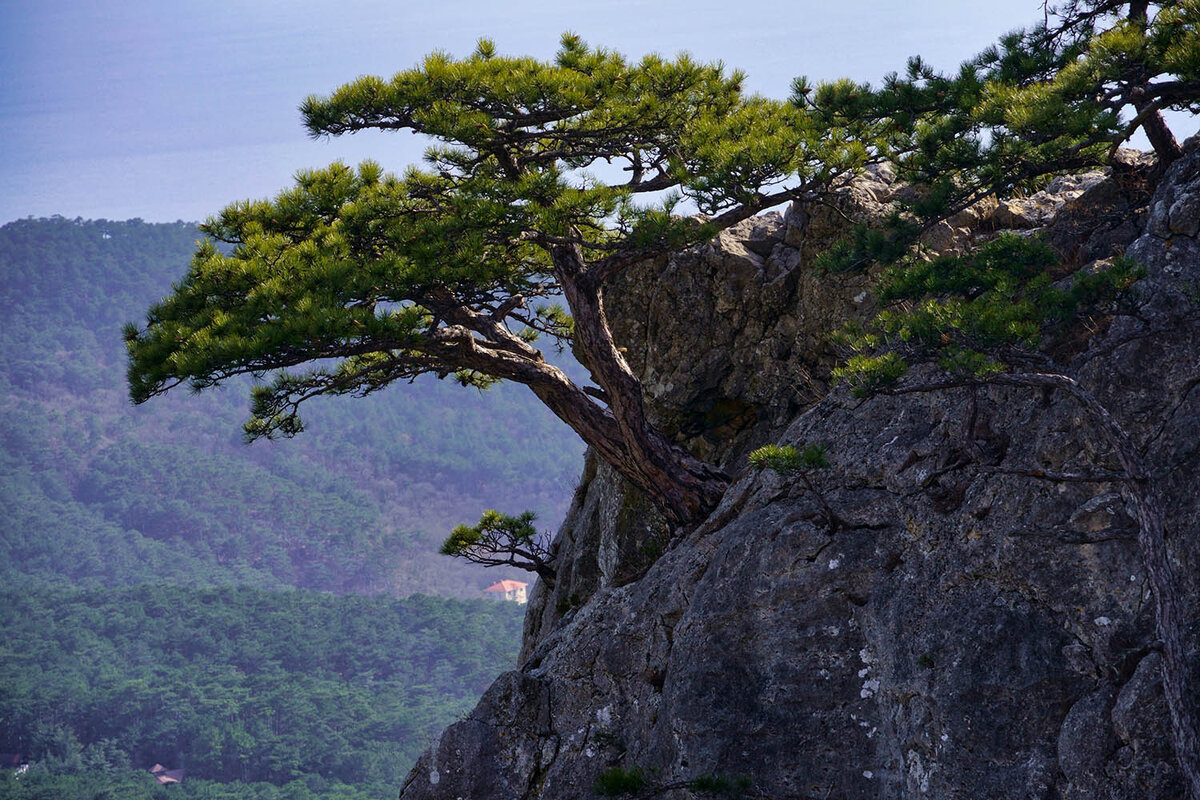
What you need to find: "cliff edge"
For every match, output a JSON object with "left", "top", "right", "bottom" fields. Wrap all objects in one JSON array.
[{"left": 398, "top": 146, "right": 1200, "bottom": 800}]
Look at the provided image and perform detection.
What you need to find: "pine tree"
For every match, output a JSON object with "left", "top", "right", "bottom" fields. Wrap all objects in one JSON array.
[
  {"left": 798, "top": 0, "right": 1198, "bottom": 269},
  {"left": 440, "top": 510, "right": 555, "bottom": 582},
  {"left": 125, "top": 35, "right": 876, "bottom": 526}
]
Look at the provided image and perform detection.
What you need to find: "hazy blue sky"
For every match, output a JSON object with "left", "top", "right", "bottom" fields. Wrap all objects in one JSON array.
[{"left": 0, "top": 1, "right": 1096, "bottom": 224}]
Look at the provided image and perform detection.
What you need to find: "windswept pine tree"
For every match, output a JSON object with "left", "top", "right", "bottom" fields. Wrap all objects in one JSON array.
[{"left": 125, "top": 35, "right": 878, "bottom": 526}]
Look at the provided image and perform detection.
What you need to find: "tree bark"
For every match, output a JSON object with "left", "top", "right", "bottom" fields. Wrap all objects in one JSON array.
[
  {"left": 1123, "top": 1, "right": 1184, "bottom": 166},
  {"left": 549, "top": 239, "right": 730, "bottom": 525},
  {"left": 1138, "top": 105, "right": 1184, "bottom": 165}
]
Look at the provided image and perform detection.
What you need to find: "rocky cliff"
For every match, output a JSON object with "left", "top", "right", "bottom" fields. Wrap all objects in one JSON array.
[{"left": 398, "top": 145, "right": 1200, "bottom": 800}]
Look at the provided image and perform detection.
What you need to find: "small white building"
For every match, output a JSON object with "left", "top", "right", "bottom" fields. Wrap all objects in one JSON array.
[{"left": 483, "top": 579, "right": 528, "bottom": 604}]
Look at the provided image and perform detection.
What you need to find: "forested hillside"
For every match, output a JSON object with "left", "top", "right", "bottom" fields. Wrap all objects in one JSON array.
[
  {"left": 0, "top": 216, "right": 581, "bottom": 797},
  {"left": 0, "top": 216, "right": 585, "bottom": 595},
  {"left": 0, "top": 586, "right": 524, "bottom": 799}
]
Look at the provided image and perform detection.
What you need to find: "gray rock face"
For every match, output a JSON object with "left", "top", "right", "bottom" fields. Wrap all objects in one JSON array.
[{"left": 399, "top": 148, "right": 1200, "bottom": 800}]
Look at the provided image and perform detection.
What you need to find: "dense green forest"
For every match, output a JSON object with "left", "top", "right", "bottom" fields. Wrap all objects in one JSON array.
[
  {"left": 0, "top": 216, "right": 584, "bottom": 595},
  {"left": 0, "top": 216, "right": 581, "bottom": 797},
  {"left": 0, "top": 586, "right": 524, "bottom": 799}
]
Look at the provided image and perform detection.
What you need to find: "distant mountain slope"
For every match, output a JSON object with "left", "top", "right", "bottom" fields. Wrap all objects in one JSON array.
[{"left": 0, "top": 217, "right": 584, "bottom": 594}]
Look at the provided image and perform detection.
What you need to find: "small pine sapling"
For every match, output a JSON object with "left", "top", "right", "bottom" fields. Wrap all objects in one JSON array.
[{"left": 441, "top": 509, "right": 555, "bottom": 583}]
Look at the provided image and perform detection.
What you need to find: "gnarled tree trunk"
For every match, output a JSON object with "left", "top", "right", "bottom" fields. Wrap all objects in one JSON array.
[{"left": 549, "top": 240, "right": 729, "bottom": 525}]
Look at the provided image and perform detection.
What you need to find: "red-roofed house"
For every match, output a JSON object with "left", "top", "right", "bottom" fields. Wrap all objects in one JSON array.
[{"left": 483, "top": 579, "right": 528, "bottom": 604}]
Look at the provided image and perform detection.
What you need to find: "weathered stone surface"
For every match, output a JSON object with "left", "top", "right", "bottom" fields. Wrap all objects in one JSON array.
[
  {"left": 605, "top": 209, "right": 879, "bottom": 470},
  {"left": 1102, "top": 653, "right": 1187, "bottom": 799},
  {"left": 1058, "top": 686, "right": 1117, "bottom": 800},
  {"left": 521, "top": 455, "right": 670, "bottom": 659},
  {"left": 1043, "top": 152, "right": 1157, "bottom": 268},
  {"left": 399, "top": 150, "right": 1200, "bottom": 800},
  {"left": 397, "top": 671, "right": 558, "bottom": 799},
  {"left": 993, "top": 170, "right": 1109, "bottom": 230}
]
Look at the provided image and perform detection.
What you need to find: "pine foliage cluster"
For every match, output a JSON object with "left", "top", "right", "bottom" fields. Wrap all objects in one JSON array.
[
  {"left": 833, "top": 234, "right": 1146, "bottom": 395},
  {"left": 805, "top": 0, "right": 1200, "bottom": 270}
]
